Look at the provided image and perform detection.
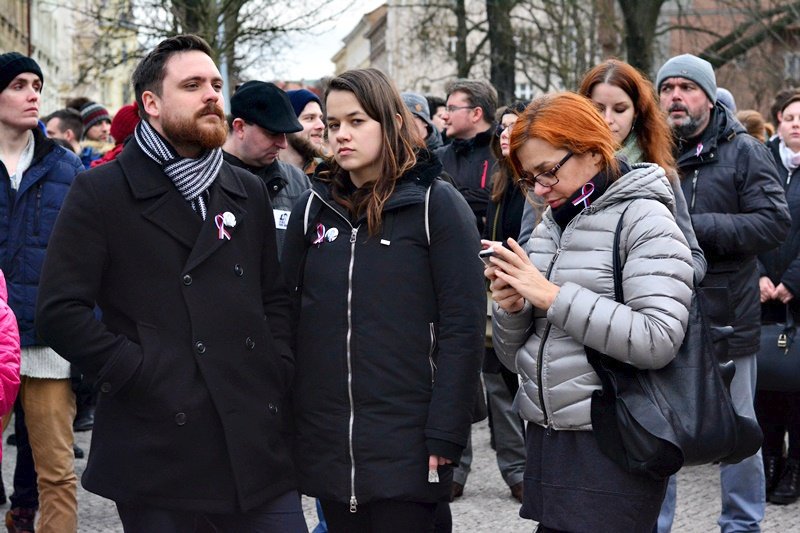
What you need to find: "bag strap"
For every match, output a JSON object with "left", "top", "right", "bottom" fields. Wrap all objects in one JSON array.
[{"left": 610, "top": 202, "right": 634, "bottom": 304}]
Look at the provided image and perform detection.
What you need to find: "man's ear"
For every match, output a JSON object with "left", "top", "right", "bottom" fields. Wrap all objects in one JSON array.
[
  {"left": 232, "top": 118, "right": 247, "bottom": 138},
  {"left": 65, "top": 129, "right": 77, "bottom": 144},
  {"left": 471, "top": 106, "right": 484, "bottom": 124},
  {"left": 142, "top": 90, "right": 160, "bottom": 119}
]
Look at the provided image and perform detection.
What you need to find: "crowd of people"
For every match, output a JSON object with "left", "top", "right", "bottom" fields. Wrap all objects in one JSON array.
[{"left": 0, "top": 32, "right": 799, "bottom": 533}]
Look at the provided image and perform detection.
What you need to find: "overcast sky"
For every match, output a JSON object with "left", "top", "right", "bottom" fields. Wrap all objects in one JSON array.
[{"left": 267, "top": 0, "right": 385, "bottom": 81}]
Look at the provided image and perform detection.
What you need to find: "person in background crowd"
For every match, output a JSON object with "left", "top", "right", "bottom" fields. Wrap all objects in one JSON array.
[
  {"left": 91, "top": 102, "right": 140, "bottom": 167},
  {"left": 481, "top": 101, "right": 529, "bottom": 504},
  {"left": 35, "top": 34, "right": 306, "bottom": 532},
  {"left": 284, "top": 89, "right": 327, "bottom": 175},
  {"left": 282, "top": 67, "right": 484, "bottom": 532},
  {"left": 488, "top": 92, "right": 693, "bottom": 533},
  {"left": 654, "top": 53, "right": 791, "bottom": 533},
  {"left": 427, "top": 95, "right": 447, "bottom": 139},
  {"left": 0, "top": 50, "right": 82, "bottom": 533},
  {"left": 716, "top": 87, "right": 737, "bottom": 114},
  {"left": 66, "top": 98, "right": 112, "bottom": 144},
  {"left": 757, "top": 91, "right": 800, "bottom": 506},
  {"left": 738, "top": 109, "right": 770, "bottom": 144},
  {"left": 44, "top": 109, "right": 97, "bottom": 169},
  {"left": 436, "top": 79, "right": 497, "bottom": 236},
  {"left": 222, "top": 81, "right": 309, "bottom": 253},
  {"left": 769, "top": 88, "right": 800, "bottom": 140},
  {"left": 402, "top": 91, "right": 443, "bottom": 151}
]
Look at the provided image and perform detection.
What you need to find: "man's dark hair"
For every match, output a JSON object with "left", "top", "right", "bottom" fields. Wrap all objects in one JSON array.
[
  {"left": 131, "top": 34, "right": 214, "bottom": 119},
  {"left": 45, "top": 108, "right": 83, "bottom": 139},
  {"left": 426, "top": 95, "right": 445, "bottom": 115},
  {"left": 445, "top": 79, "right": 498, "bottom": 123},
  {"left": 65, "top": 97, "right": 91, "bottom": 112}
]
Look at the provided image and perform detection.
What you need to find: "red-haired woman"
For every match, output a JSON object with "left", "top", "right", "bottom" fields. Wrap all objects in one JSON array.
[{"left": 486, "top": 93, "right": 694, "bottom": 532}]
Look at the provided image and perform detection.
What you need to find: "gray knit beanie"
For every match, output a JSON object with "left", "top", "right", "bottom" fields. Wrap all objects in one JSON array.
[{"left": 656, "top": 54, "right": 717, "bottom": 104}]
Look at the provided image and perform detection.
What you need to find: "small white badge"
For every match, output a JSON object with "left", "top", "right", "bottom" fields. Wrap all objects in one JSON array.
[
  {"left": 222, "top": 211, "right": 236, "bottom": 227},
  {"left": 273, "top": 209, "right": 291, "bottom": 230},
  {"left": 325, "top": 227, "right": 339, "bottom": 242}
]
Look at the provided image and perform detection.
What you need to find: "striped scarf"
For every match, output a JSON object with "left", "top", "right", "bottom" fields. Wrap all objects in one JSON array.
[{"left": 134, "top": 120, "right": 222, "bottom": 220}]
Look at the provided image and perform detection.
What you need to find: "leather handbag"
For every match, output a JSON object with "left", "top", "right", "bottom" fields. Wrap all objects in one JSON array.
[
  {"left": 757, "top": 305, "right": 800, "bottom": 392},
  {"left": 585, "top": 207, "right": 763, "bottom": 480}
]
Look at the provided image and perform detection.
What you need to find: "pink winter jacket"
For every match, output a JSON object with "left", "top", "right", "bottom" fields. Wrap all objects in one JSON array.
[{"left": 0, "top": 270, "right": 21, "bottom": 463}]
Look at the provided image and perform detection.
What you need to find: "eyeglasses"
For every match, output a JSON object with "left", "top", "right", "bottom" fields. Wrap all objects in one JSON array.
[
  {"left": 517, "top": 151, "right": 574, "bottom": 191},
  {"left": 495, "top": 123, "right": 513, "bottom": 137},
  {"left": 445, "top": 105, "right": 476, "bottom": 113}
]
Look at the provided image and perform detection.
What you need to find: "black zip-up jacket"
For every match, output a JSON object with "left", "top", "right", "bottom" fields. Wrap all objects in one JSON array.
[
  {"left": 759, "top": 139, "right": 800, "bottom": 323},
  {"left": 435, "top": 128, "right": 495, "bottom": 234},
  {"left": 676, "top": 104, "right": 790, "bottom": 356},
  {"left": 281, "top": 152, "right": 485, "bottom": 506}
]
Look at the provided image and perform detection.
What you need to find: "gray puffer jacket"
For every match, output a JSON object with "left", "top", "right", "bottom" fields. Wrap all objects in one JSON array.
[{"left": 492, "top": 163, "right": 694, "bottom": 430}]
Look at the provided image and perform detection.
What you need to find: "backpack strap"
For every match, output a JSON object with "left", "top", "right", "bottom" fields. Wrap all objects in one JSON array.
[{"left": 424, "top": 180, "right": 434, "bottom": 247}]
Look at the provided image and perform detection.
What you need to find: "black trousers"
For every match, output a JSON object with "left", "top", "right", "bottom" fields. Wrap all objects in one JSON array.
[{"left": 320, "top": 499, "right": 437, "bottom": 533}]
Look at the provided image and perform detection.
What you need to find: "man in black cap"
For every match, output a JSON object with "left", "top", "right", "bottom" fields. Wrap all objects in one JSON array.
[
  {"left": 223, "top": 80, "right": 311, "bottom": 253},
  {"left": 0, "top": 51, "right": 83, "bottom": 533},
  {"left": 35, "top": 35, "right": 305, "bottom": 531}
]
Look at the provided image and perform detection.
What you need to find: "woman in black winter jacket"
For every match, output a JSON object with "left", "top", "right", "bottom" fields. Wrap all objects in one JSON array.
[{"left": 281, "top": 68, "right": 485, "bottom": 532}]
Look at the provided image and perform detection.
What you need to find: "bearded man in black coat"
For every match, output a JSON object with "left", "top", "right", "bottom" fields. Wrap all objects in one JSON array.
[{"left": 35, "top": 35, "right": 306, "bottom": 532}]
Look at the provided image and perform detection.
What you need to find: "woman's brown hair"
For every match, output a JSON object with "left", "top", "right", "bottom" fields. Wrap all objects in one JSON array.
[
  {"left": 508, "top": 92, "right": 619, "bottom": 182},
  {"left": 321, "top": 68, "right": 423, "bottom": 234},
  {"left": 490, "top": 101, "right": 528, "bottom": 204},
  {"left": 578, "top": 59, "right": 676, "bottom": 178}
]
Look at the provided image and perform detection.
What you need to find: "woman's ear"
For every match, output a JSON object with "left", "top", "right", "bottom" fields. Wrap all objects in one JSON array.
[{"left": 395, "top": 112, "right": 403, "bottom": 129}]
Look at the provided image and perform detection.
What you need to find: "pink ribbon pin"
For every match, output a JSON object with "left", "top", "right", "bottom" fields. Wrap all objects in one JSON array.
[
  {"left": 312, "top": 223, "right": 326, "bottom": 245},
  {"left": 214, "top": 214, "right": 231, "bottom": 240},
  {"left": 696, "top": 142, "right": 704, "bottom": 157},
  {"left": 571, "top": 182, "right": 595, "bottom": 209}
]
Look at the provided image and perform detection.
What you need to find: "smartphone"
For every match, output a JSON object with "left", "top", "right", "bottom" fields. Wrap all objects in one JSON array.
[{"left": 479, "top": 248, "right": 496, "bottom": 266}]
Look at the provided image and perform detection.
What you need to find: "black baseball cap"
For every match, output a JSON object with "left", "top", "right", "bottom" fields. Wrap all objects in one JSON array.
[{"left": 230, "top": 81, "right": 303, "bottom": 134}]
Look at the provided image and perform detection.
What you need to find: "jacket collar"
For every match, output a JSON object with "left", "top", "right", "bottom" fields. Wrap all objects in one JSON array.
[{"left": 676, "top": 103, "right": 743, "bottom": 167}]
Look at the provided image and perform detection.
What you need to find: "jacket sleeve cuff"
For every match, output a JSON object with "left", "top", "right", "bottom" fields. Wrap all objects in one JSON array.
[{"left": 427, "top": 438, "right": 464, "bottom": 464}]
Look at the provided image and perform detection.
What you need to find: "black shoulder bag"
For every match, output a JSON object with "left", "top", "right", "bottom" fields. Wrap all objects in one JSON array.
[{"left": 584, "top": 206, "right": 763, "bottom": 479}]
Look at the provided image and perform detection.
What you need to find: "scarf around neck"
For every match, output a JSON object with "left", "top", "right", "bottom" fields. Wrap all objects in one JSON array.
[
  {"left": 134, "top": 120, "right": 222, "bottom": 220},
  {"left": 617, "top": 131, "right": 643, "bottom": 166},
  {"left": 778, "top": 139, "right": 800, "bottom": 175}
]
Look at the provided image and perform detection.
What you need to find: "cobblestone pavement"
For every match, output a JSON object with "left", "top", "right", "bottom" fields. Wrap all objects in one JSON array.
[{"left": 2, "top": 419, "right": 798, "bottom": 532}]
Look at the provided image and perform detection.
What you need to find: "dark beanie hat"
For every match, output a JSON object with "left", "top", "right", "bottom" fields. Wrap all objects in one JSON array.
[
  {"left": 0, "top": 52, "right": 44, "bottom": 92},
  {"left": 287, "top": 89, "right": 322, "bottom": 118},
  {"left": 110, "top": 102, "right": 140, "bottom": 145},
  {"left": 81, "top": 102, "right": 111, "bottom": 131}
]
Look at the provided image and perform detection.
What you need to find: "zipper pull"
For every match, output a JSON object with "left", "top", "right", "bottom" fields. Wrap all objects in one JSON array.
[
  {"left": 546, "top": 422, "right": 553, "bottom": 436},
  {"left": 350, "top": 228, "right": 358, "bottom": 244},
  {"left": 349, "top": 495, "right": 358, "bottom": 513}
]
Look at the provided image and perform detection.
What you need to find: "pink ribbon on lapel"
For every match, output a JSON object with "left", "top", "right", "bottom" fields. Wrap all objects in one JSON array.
[
  {"left": 571, "top": 182, "right": 595, "bottom": 209},
  {"left": 214, "top": 214, "right": 231, "bottom": 240}
]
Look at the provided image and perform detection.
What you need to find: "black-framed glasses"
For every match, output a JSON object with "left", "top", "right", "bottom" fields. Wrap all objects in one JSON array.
[
  {"left": 445, "top": 105, "right": 476, "bottom": 113},
  {"left": 517, "top": 151, "right": 574, "bottom": 191},
  {"left": 495, "top": 123, "right": 513, "bottom": 137}
]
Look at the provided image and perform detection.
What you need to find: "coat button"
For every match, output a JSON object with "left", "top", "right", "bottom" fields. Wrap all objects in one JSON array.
[
  {"left": 245, "top": 337, "right": 255, "bottom": 350},
  {"left": 100, "top": 382, "right": 111, "bottom": 393},
  {"left": 195, "top": 341, "right": 206, "bottom": 354},
  {"left": 182, "top": 274, "right": 192, "bottom": 285},
  {"left": 175, "top": 412, "right": 187, "bottom": 426},
  {"left": 234, "top": 264, "right": 243, "bottom": 277},
  {"left": 268, "top": 403, "right": 278, "bottom": 415}
]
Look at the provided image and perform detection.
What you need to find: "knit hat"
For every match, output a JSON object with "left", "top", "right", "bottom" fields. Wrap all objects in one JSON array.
[
  {"left": 287, "top": 89, "right": 322, "bottom": 118},
  {"left": 81, "top": 102, "right": 111, "bottom": 131},
  {"left": 656, "top": 54, "right": 717, "bottom": 103},
  {"left": 110, "top": 102, "right": 140, "bottom": 145},
  {"left": 0, "top": 52, "right": 43, "bottom": 92},
  {"left": 231, "top": 81, "right": 303, "bottom": 134},
  {"left": 716, "top": 88, "right": 737, "bottom": 113},
  {"left": 401, "top": 92, "right": 436, "bottom": 136}
]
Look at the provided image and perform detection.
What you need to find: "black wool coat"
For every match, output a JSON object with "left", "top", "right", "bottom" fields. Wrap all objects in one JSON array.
[{"left": 36, "top": 142, "right": 296, "bottom": 513}]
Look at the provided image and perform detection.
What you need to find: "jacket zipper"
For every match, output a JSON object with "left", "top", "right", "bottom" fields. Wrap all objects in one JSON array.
[
  {"left": 480, "top": 160, "right": 489, "bottom": 189},
  {"left": 690, "top": 169, "right": 699, "bottom": 211},
  {"left": 346, "top": 226, "right": 359, "bottom": 513},
  {"left": 537, "top": 248, "right": 560, "bottom": 432},
  {"left": 428, "top": 322, "right": 437, "bottom": 384},
  {"left": 33, "top": 183, "right": 43, "bottom": 236}
]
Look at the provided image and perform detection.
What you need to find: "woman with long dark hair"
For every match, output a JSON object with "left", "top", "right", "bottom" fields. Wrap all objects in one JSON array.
[{"left": 281, "top": 68, "right": 485, "bottom": 532}]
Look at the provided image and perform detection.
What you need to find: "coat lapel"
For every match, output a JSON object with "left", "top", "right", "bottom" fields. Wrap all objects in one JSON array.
[
  {"left": 120, "top": 143, "right": 201, "bottom": 249},
  {"left": 184, "top": 163, "right": 248, "bottom": 272}
]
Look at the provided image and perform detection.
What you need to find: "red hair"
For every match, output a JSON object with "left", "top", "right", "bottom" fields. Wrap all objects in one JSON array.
[
  {"left": 579, "top": 59, "right": 676, "bottom": 177},
  {"left": 509, "top": 92, "right": 619, "bottom": 181}
]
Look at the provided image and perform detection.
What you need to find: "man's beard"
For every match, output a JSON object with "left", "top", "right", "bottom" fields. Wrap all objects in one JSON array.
[
  {"left": 667, "top": 103, "right": 709, "bottom": 140},
  {"left": 288, "top": 132, "right": 323, "bottom": 162},
  {"left": 162, "top": 103, "right": 228, "bottom": 151}
]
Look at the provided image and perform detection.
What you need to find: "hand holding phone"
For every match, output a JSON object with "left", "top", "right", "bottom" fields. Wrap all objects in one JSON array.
[{"left": 479, "top": 248, "right": 496, "bottom": 266}]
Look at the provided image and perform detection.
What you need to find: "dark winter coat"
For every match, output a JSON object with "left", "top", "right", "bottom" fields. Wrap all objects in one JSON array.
[
  {"left": 281, "top": 152, "right": 485, "bottom": 507},
  {"left": 35, "top": 141, "right": 296, "bottom": 513},
  {"left": 759, "top": 138, "right": 800, "bottom": 322},
  {"left": 676, "top": 103, "right": 790, "bottom": 357},
  {"left": 435, "top": 128, "right": 495, "bottom": 234},
  {"left": 0, "top": 129, "right": 82, "bottom": 346}
]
